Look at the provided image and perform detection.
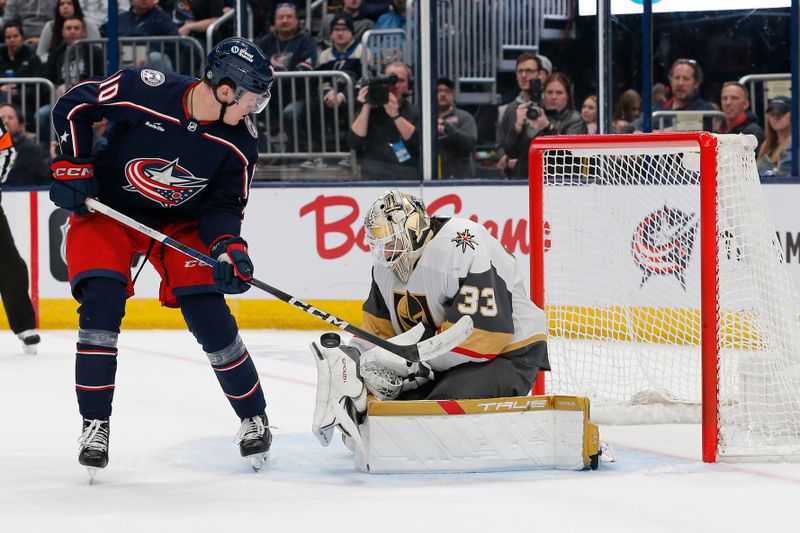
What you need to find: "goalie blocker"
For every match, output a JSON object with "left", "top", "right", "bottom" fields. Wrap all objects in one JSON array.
[{"left": 310, "top": 330, "right": 601, "bottom": 473}]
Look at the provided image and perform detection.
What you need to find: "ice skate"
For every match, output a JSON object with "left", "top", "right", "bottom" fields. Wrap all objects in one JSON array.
[
  {"left": 235, "top": 412, "right": 272, "bottom": 472},
  {"left": 78, "top": 418, "right": 110, "bottom": 483},
  {"left": 17, "top": 329, "right": 40, "bottom": 355}
]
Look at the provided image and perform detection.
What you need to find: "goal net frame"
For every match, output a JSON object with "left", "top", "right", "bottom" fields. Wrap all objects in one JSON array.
[{"left": 528, "top": 132, "right": 798, "bottom": 463}]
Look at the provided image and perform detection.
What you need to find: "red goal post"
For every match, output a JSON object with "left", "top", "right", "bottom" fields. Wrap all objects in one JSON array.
[{"left": 528, "top": 132, "right": 800, "bottom": 463}]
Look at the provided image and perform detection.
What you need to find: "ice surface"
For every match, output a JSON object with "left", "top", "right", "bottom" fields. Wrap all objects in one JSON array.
[{"left": 1, "top": 329, "right": 799, "bottom": 532}]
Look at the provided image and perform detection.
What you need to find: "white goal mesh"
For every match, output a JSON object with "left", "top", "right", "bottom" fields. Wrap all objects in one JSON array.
[{"left": 532, "top": 133, "right": 800, "bottom": 461}]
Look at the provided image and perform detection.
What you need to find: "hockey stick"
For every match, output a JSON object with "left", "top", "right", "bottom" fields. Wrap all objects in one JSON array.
[{"left": 84, "top": 198, "right": 472, "bottom": 362}]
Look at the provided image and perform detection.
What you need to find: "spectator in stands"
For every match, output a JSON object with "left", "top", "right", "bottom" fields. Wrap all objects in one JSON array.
[
  {"left": 436, "top": 77, "right": 476, "bottom": 178},
  {"left": 612, "top": 88, "right": 641, "bottom": 132},
  {"left": 361, "top": 0, "right": 390, "bottom": 21},
  {"left": 317, "top": 12, "right": 370, "bottom": 107},
  {"left": 376, "top": 0, "right": 405, "bottom": 30},
  {"left": 503, "top": 72, "right": 587, "bottom": 179},
  {"left": 119, "top": 0, "right": 179, "bottom": 36},
  {"left": 255, "top": 2, "right": 315, "bottom": 139},
  {"left": 581, "top": 95, "right": 597, "bottom": 134},
  {"left": 651, "top": 82, "right": 666, "bottom": 108},
  {"left": 654, "top": 58, "right": 714, "bottom": 130},
  {"left": 175, "top": 0, "right": 223, "bottom": 48},
  {"left": 0, "top": 22, "right": 44, "bottom": 129},
  {"left": 536, "top": 54, "right": 552, "bottom": 84},
  {"left": 299, "top": 11, "right": 370, "bottom": 170},
  {"left": 246, "top": 0, "right": 302, "bottom": 41},
  {"left": 36, "top": 0, "right": 100, "bottom": 62},
  {"left": 663, "top": 59, "right": 713, "bottom": 111},
  {"left": 82, "top": 0, "right": 129, "bottom": 30},
  {"left": 719, "top": 81, "right": 764, "bottom": 152},
  {"left": 36, "top": 16, "right": 102, "bottom": 141},
  {"left": 757, "top": 96, "right": 792, "bottom": 177},
  {"left": 496, "top": 52, "right": 542, "bottom": 177},
  {"left": 317, "top": 0, "right": 374, "bottom": 50},
  {"left": 348, "top": 60, "right": 418, "bottom": 179},
  {"left": 45, "top": 16, "right": 101, "bottom": 88},
  {"left": 255, "top": 2, "right": 316, "bottom": 73},
  {"left": 0, "top": 103, "right": 49, "bottom": 185},
  {"left": 4, "top": 0, "right": 56, "bottom": 47},
  {"left": 117, "top": 0, "right": 179, "bottom": 71},
  {"left": 0, "top": 21, "right": 43, "bottom": 84}
]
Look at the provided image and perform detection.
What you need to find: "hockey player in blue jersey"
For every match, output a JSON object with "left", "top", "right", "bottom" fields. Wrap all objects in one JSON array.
[{"left": 49, "top": 37, "right": 275, "bottom": 479}]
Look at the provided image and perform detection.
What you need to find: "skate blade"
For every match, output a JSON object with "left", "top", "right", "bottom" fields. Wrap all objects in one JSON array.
[
  {"left": 86, "top": 467, "right": 100, "bottom": 484},
  {"left": 22, "top": 345, "right": 37, "bottom": 355},
  {"left": 247, "top": 452, "right": 269, "bottom": 472}
]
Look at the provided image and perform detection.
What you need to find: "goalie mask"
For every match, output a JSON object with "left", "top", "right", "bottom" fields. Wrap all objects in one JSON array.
[{"left": 363, "top": 190, "right": 432, "bottom": 283}]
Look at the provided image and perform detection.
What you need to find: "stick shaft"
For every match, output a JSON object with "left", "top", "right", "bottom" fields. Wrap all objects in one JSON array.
[{"left": 84, "top": 198, "right": 420, "bottom": 361}]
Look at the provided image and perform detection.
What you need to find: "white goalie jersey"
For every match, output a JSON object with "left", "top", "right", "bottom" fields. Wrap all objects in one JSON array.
[{"left": 362, "top": 217, "right": 549, "bottom": 372}]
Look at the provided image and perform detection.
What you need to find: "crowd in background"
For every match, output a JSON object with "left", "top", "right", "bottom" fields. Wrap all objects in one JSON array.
[{"left": 0, "top": 0, "right": 792, "bottom": 185}]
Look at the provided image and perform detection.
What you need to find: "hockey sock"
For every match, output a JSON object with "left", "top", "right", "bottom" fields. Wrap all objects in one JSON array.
[
  {"left": 211, "top": 344, "right": 266, "bottom": 419},
  {"left": 179, "top": 292, "right": 266, "bottom": 419},
  {"left": 75, "top": 278, "right": 126, "bottom": 419},
  {"left": 75, "top": 340, "right": 118, "bottom": 419}
]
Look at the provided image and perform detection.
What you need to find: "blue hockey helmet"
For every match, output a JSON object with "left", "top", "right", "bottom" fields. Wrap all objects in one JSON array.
[{"left": 205, "top": 37, "right": 274, "bottom": 113}]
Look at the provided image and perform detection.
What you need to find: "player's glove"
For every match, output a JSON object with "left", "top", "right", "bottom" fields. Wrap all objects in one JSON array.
[
  {"left": 210, "top": 236, "right": 253, "bottom": 294},
  {"left": 50, "top": 156, "right": 97, "bottom": 215}
]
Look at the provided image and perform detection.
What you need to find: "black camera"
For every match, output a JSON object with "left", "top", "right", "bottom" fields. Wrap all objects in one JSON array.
[
  {"left": 365, "top": 74, "right": 399, "bottom": 106},
  {"left": 526, "top": 78, "right": 543, "bottom": 120}
]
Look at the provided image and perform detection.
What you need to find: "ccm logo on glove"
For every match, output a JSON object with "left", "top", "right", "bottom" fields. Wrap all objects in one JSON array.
[{"left": 52, "top": 160, "right": 94, "bottom": 179}]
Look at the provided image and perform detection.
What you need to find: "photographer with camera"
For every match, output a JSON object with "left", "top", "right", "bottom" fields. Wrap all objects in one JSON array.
[
  {"left": 347, "top": 61, "right": 418, "bottom": 180},
  {"left": 502, "top": 72, "right": 587, "bottom": 179},
  {"left": 496, "top": 53, "right": 548, "bottom": 177}
]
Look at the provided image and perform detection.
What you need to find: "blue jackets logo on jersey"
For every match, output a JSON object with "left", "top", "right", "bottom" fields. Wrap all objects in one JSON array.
[{"left": 123, "top": 157, "right": 208, "bottom": 207}]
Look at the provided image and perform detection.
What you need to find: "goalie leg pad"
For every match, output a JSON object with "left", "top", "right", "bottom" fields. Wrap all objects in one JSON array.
[
  {"left": 310, "top": 340, "right": 369, "bottom": 469},
  {"left": 363, "top": 395, "right": 601, "bottom": 473}
]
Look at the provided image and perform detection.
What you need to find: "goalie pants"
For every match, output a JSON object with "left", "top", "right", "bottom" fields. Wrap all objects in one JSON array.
[
  {"left": 398, "top": 341, "right": 546, "bottom": 401},
  {"left": 0, "top": 204, "right": 36, "bottom": 334}
]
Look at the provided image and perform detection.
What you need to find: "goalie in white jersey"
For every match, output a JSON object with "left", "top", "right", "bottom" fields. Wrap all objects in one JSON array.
[
  {"left": 309, "top": 189, "right": 550, "bottom": 462},
  {"left": 356, "top": 189, "right": 549, "bottom": 400}
]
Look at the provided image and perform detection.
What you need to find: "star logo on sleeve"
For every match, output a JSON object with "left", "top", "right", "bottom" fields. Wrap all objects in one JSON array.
[
  {"left": 59, "top": 131, "right": 69, "bottom": 144},
  {"left": 452, "top": 229, "right": 478, "bottom": 252}
]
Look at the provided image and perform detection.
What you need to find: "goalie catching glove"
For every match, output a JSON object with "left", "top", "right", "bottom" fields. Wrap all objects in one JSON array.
[{"left": 355, "top": 323, "right": 434, "bottom": 400}]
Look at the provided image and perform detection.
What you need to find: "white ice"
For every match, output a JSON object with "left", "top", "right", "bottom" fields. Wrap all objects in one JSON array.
[{"left": 1, "top": 329, "right": 799, "bottom": 532}]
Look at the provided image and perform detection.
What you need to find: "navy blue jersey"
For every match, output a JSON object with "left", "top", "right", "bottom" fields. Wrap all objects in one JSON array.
[{"left": 51, "top": 67, "right": 259, "bottom": 247}]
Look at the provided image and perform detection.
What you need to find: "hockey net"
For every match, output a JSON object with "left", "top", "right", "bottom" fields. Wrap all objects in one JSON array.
[{"left": 529, "top": 132, "right": 800, "bottom": 462}]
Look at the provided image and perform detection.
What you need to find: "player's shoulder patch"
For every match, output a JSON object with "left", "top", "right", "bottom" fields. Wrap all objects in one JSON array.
[
  {"left": 245, "top": 115, "right": 258, "bottom": 139},
  {"left": 140, "top": 69, "right": 166, "bottom": 87},
  {"left": 451, "top": 228, "right": 479, "bottom": 253}
]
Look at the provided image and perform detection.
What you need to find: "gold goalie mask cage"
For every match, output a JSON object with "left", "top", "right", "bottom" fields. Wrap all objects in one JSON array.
[{"left": 364, "top": 190, "right": 432, "bottom": 283}]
